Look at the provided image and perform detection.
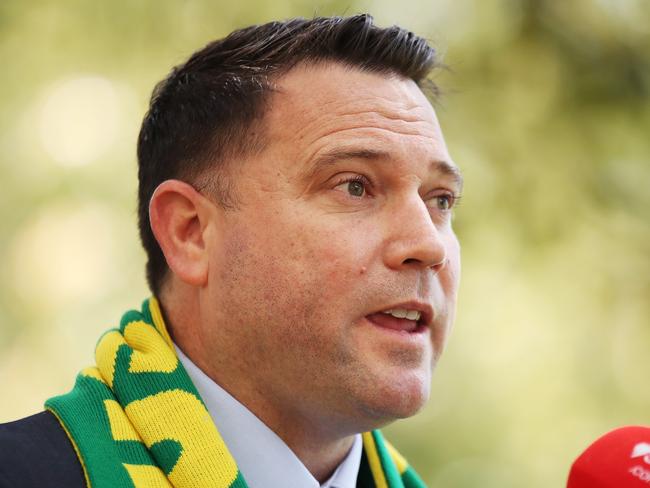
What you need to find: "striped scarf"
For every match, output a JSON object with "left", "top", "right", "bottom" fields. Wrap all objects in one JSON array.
[{"left": 46, "top": 298, "right": 427, "bottom": 488}]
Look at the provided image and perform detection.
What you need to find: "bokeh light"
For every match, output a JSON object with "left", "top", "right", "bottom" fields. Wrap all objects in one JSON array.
[
  {"left": 1, "top": 1, "right": 648, "bottom": 486},
  {"left": 9, "top": 202, "right": 118, "bottom": 307},
  {"left": 38, "top": 76, "right": 121, "bottom": 167}
]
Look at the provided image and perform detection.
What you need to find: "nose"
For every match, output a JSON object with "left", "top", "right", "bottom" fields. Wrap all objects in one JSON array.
[{"left": 383, "top": 196, "right": 448, "bottom": 274}]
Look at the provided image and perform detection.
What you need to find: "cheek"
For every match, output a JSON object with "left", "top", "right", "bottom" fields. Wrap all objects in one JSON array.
[
  {"left": 215, "top": 216, "right": 332, "bottom": 320},
  {"left": 264, "top": 207, "right": 371, "bottom": 274},
  {"left": 215, "top": 222, "right": 357, "bottom": 369},
  {"left": 216, "top": 207, "right": 377, "bottom": 322},
  {"left": 312, "top": 217, "right": 378, "bottom": 271}
]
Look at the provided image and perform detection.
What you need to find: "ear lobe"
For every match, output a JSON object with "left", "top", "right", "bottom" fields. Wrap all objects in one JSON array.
[{"left": 149, "top": 179, "right": 212, "bottom": 287}]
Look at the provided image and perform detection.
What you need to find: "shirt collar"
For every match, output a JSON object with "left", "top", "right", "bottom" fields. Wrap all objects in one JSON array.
[{"left": 176, "top": 345, "right": 362, "bottom": 488}]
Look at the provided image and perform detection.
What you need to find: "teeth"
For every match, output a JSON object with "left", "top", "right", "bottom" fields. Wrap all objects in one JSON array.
[
  {"left": 391, "top": 308, "right": 407, "bottom": 318},
  {"left": 381, "top": 309, "right": 421, "bottom": 321},
  {"left": 406, "top": 310, "right": 420, "bottom": 320}
]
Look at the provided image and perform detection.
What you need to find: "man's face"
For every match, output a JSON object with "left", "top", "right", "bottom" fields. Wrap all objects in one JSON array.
[{"left": 199, "top": 62, "right": 461, "bottom": 433}]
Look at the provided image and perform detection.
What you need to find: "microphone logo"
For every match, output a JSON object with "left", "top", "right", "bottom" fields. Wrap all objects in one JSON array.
[{"left": 631, "top": 443, "right": 650, "bottom": 465}]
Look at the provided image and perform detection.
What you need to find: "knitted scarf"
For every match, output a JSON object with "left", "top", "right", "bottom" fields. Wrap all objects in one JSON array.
[{"left": 46, "top": 298, "right": 427, "bottom": 488}]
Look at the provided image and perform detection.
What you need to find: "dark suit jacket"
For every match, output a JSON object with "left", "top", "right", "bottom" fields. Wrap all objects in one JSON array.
[
  {"left": 0, "top": 411, "right": 86, "bottom": 487},
  {"left": 1, "top": 411, "right": 383, "bottom": 488}
]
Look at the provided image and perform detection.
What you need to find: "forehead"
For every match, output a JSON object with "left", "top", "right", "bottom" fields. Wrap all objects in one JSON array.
[
  {"left": 262, "top": 62, "right": 450, "bottom": 168},
  {"left": 274, "top": 62, "right": 431, "bottom": 112}
]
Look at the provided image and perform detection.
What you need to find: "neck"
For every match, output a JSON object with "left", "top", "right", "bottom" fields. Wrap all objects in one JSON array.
[
  {"left": 235, "top": 394, "right": 357, "bottom": 483},
  {"left": 189, "top": 349, "right": 357, "bottom": 483},
  {"left": 287, "top": 434, "right": 356, "bottom": 483}
]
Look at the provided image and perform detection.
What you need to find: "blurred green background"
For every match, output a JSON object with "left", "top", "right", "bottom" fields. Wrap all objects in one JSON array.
[{"left": 1, "top": 0, "right": 648, "bottom": 486}]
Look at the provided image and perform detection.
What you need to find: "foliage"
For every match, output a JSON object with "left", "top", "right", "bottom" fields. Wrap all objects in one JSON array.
[{"left": 1, "top": 1, "right": 648, "bottom": 486}]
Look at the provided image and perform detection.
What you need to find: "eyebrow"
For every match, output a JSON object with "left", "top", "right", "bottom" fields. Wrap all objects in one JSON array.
[{"left": 305, "top": 148, "right": 464, "bottom": 191}]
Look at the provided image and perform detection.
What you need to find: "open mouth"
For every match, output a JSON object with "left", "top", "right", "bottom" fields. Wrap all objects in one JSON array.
[{"left": 365, "top": 308, "right": 429, "bottom": 334}]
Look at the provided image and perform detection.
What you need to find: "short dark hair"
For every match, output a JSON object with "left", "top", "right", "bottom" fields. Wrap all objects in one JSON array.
[{"left": 137, "top": 14, "right": 440, "bottom": 296}]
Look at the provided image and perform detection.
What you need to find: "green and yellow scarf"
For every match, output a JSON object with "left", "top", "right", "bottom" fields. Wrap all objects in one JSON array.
[{"left": 46, "top": 298, "right": 427, "bottom": 488}]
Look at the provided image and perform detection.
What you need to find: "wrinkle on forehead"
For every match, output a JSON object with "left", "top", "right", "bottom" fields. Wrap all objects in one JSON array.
[
  {"left": 301, "top": 127, "right": 444, "bottom": 172},
  {"left": 305, "top": 112, "right": 436, "bottom": 141}
]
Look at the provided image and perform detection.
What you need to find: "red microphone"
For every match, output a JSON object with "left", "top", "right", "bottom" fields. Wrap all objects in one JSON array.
[{"left": 568, "top": 426, "right": 650, "bottom": 487}]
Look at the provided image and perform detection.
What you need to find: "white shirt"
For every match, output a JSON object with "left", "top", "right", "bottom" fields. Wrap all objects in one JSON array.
[{"left": 176, "top": 346, "right": 362, "bottom": 488}]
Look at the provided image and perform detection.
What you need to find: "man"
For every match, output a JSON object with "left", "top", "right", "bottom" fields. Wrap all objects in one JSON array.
[{"left": 0, "top": 14, "right": 461, "bottom": 488}]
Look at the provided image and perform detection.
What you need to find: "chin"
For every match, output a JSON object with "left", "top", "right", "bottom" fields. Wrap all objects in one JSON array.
[{"left": 358, "top": 371, "right": 431, "bottom": 425}]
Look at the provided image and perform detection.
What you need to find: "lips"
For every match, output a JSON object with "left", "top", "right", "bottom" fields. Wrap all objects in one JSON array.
[
  {"left": 365, "top": 300, "right": 433, "bottom": 336},
  {"left": 366, "top": 312, "right": 422, "bottom": 332}
]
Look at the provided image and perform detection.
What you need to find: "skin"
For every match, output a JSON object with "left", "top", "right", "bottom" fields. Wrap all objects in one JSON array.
[{"left": 150, "top": 61, "right": 462, "bottom": 482}]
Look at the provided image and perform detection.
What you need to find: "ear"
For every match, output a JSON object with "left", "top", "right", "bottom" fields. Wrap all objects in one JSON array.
[{"left": 149, "top": 179, "right": 216, "bottom": 287}]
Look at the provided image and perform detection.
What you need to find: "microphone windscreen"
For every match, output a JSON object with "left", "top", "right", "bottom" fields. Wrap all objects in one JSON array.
[{"left": 568, "top": 426, "right": 650, "bottom": 487}]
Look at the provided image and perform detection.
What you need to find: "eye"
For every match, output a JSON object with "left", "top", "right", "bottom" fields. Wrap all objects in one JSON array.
[
  {"left": 436, "top": 194, "right": 453, "bottom": 210},
  {"left": 347, "top": 180, "right": 365, "bottom": 197},
  {"left": 334, "top": 176, "right": 370, "bottom": 198},
  {"left": 429, "top": 192, "right": 459, "bottom": 212}
]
